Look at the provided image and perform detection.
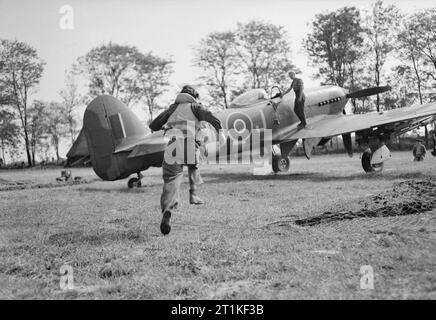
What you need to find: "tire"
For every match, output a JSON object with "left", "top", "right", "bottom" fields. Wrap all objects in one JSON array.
[
  {"left": 361, "top": 150, "right": 374, "bottom": 173},
  {"left": 361, "top": 149, "right": 384, "bottom": 173},
  {"left": 272, "top": 155, "right": 290, "bottom": 173},
  {"left": 128, "top": 177, "right": 138, "bottom": 188}
]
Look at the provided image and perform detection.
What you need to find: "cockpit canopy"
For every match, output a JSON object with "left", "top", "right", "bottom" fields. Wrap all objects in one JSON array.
[{"left": 228, "top": 89, "right": 268, "bottom": 109}]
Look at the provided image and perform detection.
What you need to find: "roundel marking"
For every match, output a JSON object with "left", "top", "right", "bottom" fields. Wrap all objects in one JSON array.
[
  {"left": 234, "top": 119, "right": 247, "bottom": 134},
  {"left": 226, "top": 111, "right": 253, "bottom": 142}
]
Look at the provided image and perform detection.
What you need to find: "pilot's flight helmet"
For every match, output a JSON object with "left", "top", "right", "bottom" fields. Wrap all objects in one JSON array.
[{"left": 181, "top": 85, "right": 199, "bottom": 99}]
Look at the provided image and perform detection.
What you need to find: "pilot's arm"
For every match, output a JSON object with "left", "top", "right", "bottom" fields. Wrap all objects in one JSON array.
[
  {"left": 149, "top": 103, "right": 179, "bottom": 132},
  {"left": 191, "top": 103, "right": 222, "bottom": 133},
  {"left": 282, "top": 86, "right": 292, "bottom": 97}
]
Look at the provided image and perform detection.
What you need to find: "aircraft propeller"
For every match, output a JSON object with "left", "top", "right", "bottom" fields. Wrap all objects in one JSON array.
[{"left": 345, "top": 85, "right": 391, "bottom": 99}]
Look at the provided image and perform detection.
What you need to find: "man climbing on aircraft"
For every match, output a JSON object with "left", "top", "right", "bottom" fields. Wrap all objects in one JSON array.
[
  {"left": 149, "top": 85, "right": 222, "bottom": 235},
  {"left": 282, "top": 70, "right": 307, "bottom": 129}
]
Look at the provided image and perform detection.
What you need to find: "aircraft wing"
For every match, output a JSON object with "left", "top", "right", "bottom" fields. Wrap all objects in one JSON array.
[{"left": 280, "top": 102, "right": 436, "bottom": 141}]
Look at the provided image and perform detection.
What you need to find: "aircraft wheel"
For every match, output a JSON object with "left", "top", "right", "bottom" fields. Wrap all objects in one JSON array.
[
  {"left": 128, "top": 177, "right": 141, "bottom": 188},
  {"left": 361, "top": 149, "right": 384, "bottom": 173},
  {"left": 272, "top": 154, "right": 290, "bottom": 173},
  {"left": 361, "top": 149, "right": 373, "bottom": 173}
]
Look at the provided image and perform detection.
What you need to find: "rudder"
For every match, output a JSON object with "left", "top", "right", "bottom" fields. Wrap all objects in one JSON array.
[{"left": 83, "top": 95, "right": 147, "bottom": 180}]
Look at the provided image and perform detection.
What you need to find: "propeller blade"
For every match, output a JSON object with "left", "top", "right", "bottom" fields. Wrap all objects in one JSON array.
[{"left": 346, "top": 86, "right": 391, "bottom": 99}]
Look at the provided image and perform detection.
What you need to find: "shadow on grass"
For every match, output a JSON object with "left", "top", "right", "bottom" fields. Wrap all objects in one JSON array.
[
  {"left": 0, "top": 179, "right": 95, "bottom": 192},
  {"left": 202, "top": 171, "right": 431, "bottom": 184},
  {"left": 73, "top": 171, "right": 433, "bottom": 194},
  {"left": 47, "top": 228, "right": 157, "bottom": 246},
  {"left": 77, "top": 184, "right": 161, "bottom": 193}
]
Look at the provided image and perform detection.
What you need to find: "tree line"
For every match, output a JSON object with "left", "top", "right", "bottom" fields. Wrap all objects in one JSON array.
[
  {"left": 196, "top": 2, "right": 435, "bottom": 112},
  {"left": 0, "top": 41, "right": 173, "bottom": 166},
  {"left": 0, "top": 1, "right": 435, "bottom": 166}
]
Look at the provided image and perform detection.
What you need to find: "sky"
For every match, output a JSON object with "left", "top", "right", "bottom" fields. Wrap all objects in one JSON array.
[{"left": 0, "top": 0, "right": 434, "bottom": 159}]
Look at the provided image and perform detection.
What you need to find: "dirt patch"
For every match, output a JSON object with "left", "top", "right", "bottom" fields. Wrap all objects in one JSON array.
[
  {"left": 0, "top": 179, "right": 90, "bottom": 192},
  {"left": 46, "top": 229, "right": 146, "bottom": 246},
  {"left": 293, "top": 179, "right": 436, "bottom": 227}
]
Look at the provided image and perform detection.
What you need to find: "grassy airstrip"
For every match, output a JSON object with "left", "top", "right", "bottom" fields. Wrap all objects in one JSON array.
[{"left": 0, "top": 151, "right": 435, "bottom": 299}]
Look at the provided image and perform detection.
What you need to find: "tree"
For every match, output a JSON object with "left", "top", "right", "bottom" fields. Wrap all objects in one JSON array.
[
  {"left": 59, "top": 72, "right": 83, "bottom": 146},
  {"left": 397, "top": 20, "right": 425, "bottom": 105},
  {"left": 349, "top": 65, "right": 376, "bottom": 114},
  {"left": 0, "top": 82, "right": 13, "bottom": 106},
  {"left": 75, "top": 43, "right": 174, "bottom": 118},
  {"left": 384, "top": 65, "right": 419, "bottom": 110},
  {"left": 134, "top": 52, "right": 173, "bottom": 122},
  {"left": 28, "top": 100, "right": 49, "bottom": 165},
  {"left": 408, "top": 9, "right": 436, "bottom": 80},
  {"left": 75, "top": 42, "right": 142, "bottom": 106},
  {"left": 0, "top": 108, "right": 20, "bottom": 165},
  {"left": 236, "top": 21, "right": 296, "bottom": 91},
  {"left": 400, "top": 9, "right": 436, "bottom": 104},
  {"left": 45, "top": 102, "right": 68, "bottom": 162},
  {"left": 0, "top": 39, "right": 45, "bottom": 166},
  {"left": 396, "top": 9, "right": 436, "bottom": 145},
  {"left": 194, "top": 31, "right": 240, "bottom": 109},
  {"left": 305, "top": 7, "right": 365, "bottom": 87},
  {"left": 364, "top": 1, "right": 402, "bottom": 111}
]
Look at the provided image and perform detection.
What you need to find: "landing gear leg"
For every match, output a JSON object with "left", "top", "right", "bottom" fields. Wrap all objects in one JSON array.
[{"left": 128, "top": 172, "right": 143, "bottom": 188}]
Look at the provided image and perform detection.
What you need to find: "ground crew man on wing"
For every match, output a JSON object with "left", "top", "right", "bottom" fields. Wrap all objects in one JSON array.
[{"left": 282, "top": 71, "right": 307, "bottom": 129}]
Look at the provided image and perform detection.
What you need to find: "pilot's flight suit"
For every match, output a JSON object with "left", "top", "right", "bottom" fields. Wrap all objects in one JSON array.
[
  {"left": 291, "top": 77, "right": 306, "bottom": 127},
  {"left": 149, "top": 87, "right": 222, "bottom": 235}
]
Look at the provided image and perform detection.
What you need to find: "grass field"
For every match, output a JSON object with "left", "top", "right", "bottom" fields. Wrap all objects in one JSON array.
[{"left": 0, "top": 151, "right": 435, "bottom": 299}]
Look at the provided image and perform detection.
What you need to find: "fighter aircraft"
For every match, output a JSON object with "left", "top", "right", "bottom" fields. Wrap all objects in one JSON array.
[{"left": 67, "top": 85, "right": 436, "bottom": 188}]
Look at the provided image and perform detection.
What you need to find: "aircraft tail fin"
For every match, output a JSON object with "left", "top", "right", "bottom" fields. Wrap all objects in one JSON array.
[{"left": 83, "top": 95, "right": 147, "bottom": 180}]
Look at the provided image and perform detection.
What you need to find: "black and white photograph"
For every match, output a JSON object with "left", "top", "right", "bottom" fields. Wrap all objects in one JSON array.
[{"left": 0, "top": 0, "right": 435, "bottom": 304}]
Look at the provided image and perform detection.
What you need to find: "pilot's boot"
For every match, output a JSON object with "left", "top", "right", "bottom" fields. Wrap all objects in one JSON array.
[
  {"left": 160, "top": 210, "right": 171, "bottom": 235},
  {"left": 189, "top": 190, "right": 205, "bottom": 205}
]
